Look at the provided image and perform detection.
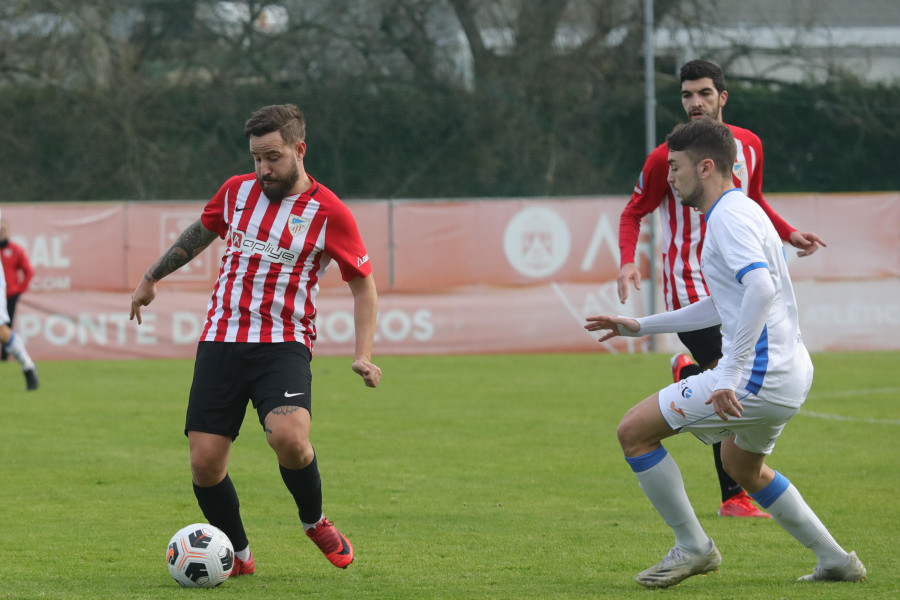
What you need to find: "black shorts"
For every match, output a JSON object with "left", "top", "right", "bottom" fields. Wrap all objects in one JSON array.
[
  {"left": 185, "top": 342, "right": 313, "bottom": 439},
  {"left": 676, "top": 325, "right": 723, "bottom": 369}
]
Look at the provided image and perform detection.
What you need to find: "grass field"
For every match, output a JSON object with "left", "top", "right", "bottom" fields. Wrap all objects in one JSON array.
[{"left": 1, "top": 352, "right": 897, "bottom": 599}]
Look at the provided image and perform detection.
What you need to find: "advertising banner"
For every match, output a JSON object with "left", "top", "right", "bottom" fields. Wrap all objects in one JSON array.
[{"left": 3, "top": 193, "right": 898, "bottom": 360}]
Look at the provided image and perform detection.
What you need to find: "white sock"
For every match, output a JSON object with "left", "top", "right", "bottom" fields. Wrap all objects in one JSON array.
[
  {"left": 302, "top": 514, "right": 324, "bottom": 532},
  {"left": 627, "top": 447, "right": 710, "bottom": 555},
  {"left": 752, "top": 473, "right": 848, "bottom": 568},
  {"left": 3, "top": 332, "right": 35, "bottom": 371},
  {"left": 235, "top": 546, "right": 251, "bottom": 561}
]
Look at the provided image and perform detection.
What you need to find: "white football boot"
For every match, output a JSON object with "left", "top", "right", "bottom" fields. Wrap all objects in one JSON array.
[
  {"left": 798, "top": 551, "right": 866, "bottom": 582},
  {"left": 635, "top": 540, "right": 722, "bottom": 588}
]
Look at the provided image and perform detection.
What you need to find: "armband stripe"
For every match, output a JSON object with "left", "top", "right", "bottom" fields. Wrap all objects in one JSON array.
[{"left": 736, "top": 262, "right": 767, "bottom": 283}]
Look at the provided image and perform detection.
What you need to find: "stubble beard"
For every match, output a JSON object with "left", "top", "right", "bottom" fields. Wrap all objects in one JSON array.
[{"left": 678, "top": 172, "right": 705, "bottom": 210}]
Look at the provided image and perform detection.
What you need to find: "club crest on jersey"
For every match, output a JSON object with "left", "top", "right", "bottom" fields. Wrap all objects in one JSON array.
[
  {"left": 288, "top": 214, "right": 311, "bottom": 237},
  {"left": 732, "top": 160, "right": 747, "bottom": 182}
]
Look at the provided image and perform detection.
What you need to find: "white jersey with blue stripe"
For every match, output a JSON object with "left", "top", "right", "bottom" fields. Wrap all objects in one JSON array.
[{"left": 702, "top": 189, "right": 812, "bottom": 408}]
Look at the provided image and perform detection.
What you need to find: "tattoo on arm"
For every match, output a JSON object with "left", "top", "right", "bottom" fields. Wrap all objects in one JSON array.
[{"left": 148, "top": 220, "right": 217, "bottom": 280}]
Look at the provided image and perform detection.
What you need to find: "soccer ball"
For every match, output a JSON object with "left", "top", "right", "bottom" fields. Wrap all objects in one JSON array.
[{"left": 166, "top": 523, "right": 234, "bottom": 587}]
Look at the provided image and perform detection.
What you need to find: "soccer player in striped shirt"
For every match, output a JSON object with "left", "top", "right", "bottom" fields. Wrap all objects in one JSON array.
[
  {"left": 0, "top": 209, "right": 38, "bottom": 391},
  {"left": 616, "top": 59, "right": 826, "bottom": 518},
  {"left": 130, "top": 104, "right": 381, "bottom": 574},
  {"left": 586, "top": 117, "right": 866, "bottom": 588}
]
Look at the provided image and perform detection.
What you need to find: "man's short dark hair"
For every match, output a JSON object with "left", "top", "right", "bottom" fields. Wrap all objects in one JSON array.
[
  {"left": 680, "top": 59, "right": 726, "bottom": 94},
  {"left": 666, "top": 118, "right": 736, "bottom": 177},
  {"left": 244, "top": 104, "right": 306, "bottom": 144}
]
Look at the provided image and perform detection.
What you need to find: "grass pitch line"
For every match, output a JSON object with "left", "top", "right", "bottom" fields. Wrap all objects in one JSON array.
[
  {"left": 800, "top": 410, "right": 900, "bottom": 426},
  {"left": 802, "top": 387, "right": 900, "bottom": 425},
  {"left": 808, "top": 387, "right": 900, "bottom": 398}
]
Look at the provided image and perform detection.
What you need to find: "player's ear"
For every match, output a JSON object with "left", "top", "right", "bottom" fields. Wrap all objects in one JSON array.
[
  {"left": 295, "top": 141, "right": 307, "bottom": 160},
  {"left": 719, "top": 90, "right": 728, "bottom": 108}
]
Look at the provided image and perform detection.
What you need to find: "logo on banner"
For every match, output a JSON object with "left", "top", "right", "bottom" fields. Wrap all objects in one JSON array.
[
  {"left": 288, "top": 214, "right": 311, "bottom": 237},
  {"left": 503, "top": 207, "right": 571, "bottom": 278}
]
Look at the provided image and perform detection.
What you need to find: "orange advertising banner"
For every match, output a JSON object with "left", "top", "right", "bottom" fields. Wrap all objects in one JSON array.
[{"left": 3, "top": 193, "right": 898, "bottom": 361}]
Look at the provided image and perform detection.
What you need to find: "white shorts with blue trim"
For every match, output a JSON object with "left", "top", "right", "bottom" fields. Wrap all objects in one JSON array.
[{"left": 657, "top": 369, "right": 800, "bottom": 455}]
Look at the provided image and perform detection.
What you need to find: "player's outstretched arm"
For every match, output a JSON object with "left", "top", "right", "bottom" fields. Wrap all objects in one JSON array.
[
  {"left": 617, "top": 263, "right": 642, "bottom": 304},
  {"left": 348, "top": 273, "right": 382, "bottom": 388},
  {"left": 789, "top": 230, "right": 827, "bottom": 257},
  {"left": 130, "top": 219, "right": 218, "bottom": 324},
  {"left": 584, "top": 315, "right": 641, "bottom": 342}
]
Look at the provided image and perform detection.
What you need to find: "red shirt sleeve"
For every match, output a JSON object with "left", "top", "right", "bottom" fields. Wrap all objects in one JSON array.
[
  {"left": 620, "top": 144, "right": 669, "bottom": 266},
  {"left": 16, "top": 244, "right": 33, "bottom": 291},
  {"left": 323, "top": 197, "right": 371, "bottom": 282},
  {"left": 737, "top": 127, "right": 795, "bottom": 241},
  {"left": 201, "top": 177, "right": 244, "bottom": 239}
]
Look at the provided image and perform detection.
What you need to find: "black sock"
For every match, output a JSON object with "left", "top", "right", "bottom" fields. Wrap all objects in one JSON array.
[
  {"left": 280, "top": 455, "right": 323, "bottom": 525},
  {"left": 712, "top": 442, "right": 743, "bottom": 502},
  {"left": 677, "top": 363, "right": 702, "bottom": 380},
  {"left": 193, "top": 474, "right": 249, "bottom": 552}
]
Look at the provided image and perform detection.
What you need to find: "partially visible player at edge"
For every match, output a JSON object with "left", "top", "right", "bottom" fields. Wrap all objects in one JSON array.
[
  {"left": 587, "top": 117, "right": 866, "bottom": 588},
  {"left": 617, "top": 59, "right": 826, "bottom": 518},
  {"left": 130, "top": 104, "right": 381, "bottom": 575},
  {"left": 0, "top": 208, "right": 39, "bottom": 391}
]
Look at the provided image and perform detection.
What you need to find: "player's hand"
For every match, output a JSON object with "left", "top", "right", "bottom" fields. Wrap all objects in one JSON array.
[
  {"left": 617, "top": 263, "right": 641, "bottom": 304},
  {"left": 706, "top": 388, "right": 743, "bottom": 421},
  {"left": 584, "top": 314, "right": 640, "bottom": 343},
  {"left": 789, "top": 230, "right": 827, "bottom": 257},
  {"left": 129, "top": 276, "right": 157, "bottom": 325},
  {"left": 353, "top": 359, "right": 382, "bottom": 388}
]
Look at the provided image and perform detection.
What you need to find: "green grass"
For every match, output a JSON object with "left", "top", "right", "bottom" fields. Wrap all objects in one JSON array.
[{"left": 1, "top": 352, "right": 898, "bottom": 599}]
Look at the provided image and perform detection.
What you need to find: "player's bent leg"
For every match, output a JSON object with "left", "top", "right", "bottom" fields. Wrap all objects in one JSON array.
[
  {"left": 188, "top": 431, "right": 233, "bottom": 486},
  {"left": 263, "top": 408, "right": 353, "bottom": 568},
  {"left": 617, "top": 393, "right": 678, "bottom": 457},
  {"left": 188, "top": 432, "right": 251, "bottom": 571},
  {"left": 263, "top": 406, "right": 314, "bottom": 469},
  {"left": 717, "top": 437, "right": 775, "bottom": 494}
]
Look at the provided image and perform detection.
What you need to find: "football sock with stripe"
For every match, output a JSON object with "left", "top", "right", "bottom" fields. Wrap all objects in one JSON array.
[
  {"left": 626, "top": 446, "right": 711, "bottom": 555},
  {"left": 750, "top": 472, "right": 849, "bottom": 568}
]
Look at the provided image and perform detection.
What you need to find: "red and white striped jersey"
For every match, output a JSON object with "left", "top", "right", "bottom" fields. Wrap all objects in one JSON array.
[
  {"left": 199, "top": 174, "right": 371, "bottom": 350},
  {"left": 618, "top": 123, "right": 795, "bottom": 311}
]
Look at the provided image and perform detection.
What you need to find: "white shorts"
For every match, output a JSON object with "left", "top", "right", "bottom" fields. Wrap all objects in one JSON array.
[{"left": 657, "top": 369, "right": 800, "bottom": 455}]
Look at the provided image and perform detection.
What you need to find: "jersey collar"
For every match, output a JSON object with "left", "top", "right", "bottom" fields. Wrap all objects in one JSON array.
[{"left": 705, "top": 187, "right": 741, "bottom": 219}]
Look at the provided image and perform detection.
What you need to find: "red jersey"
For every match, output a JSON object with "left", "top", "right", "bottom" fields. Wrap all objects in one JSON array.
[
  {"left": 0, "top": 240, "right": 34, "bottom": 298},
  {"left": 618, "top": 123, "right": 795, "bottom": 311},
  {"left": 199, "top": 174, "right": 371, "bottom": 350}
]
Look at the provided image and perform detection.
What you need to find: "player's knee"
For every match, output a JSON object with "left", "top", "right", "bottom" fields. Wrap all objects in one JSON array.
[
  {"left": 616, "top": 417, "right": 641, "bottom": 455},
  {"left": 267, "top": 432, "right": 313, "bottom": 467},
  {"left": 720, "top": 456, "right": 763, "bottom": 490},
  {"left": 190, "top": 453, "right": 228, "bottom": 486}
]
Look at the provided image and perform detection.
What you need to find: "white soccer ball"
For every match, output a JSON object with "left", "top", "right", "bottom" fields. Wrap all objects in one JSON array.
[{"left": 166, "top": 523, "right": 234, "bottom": 587}]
